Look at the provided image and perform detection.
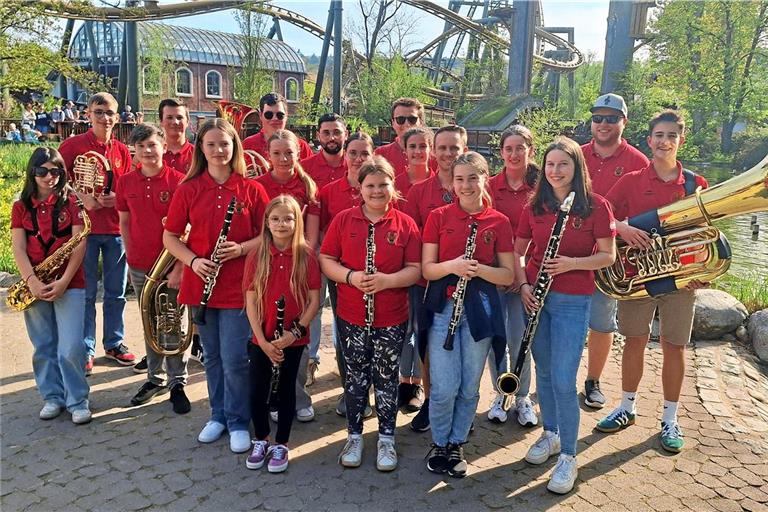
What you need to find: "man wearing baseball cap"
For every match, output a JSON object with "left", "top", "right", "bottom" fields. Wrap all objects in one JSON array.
[{"left": 580, "top": 93, "right": 649, "bottom": 410}]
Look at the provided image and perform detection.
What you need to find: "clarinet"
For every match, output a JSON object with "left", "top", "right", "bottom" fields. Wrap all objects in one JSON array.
[
  {"left": 193, "top": 196, "right": 237, "bottom": 326},
  {"left": 364, "top": 223, "right": 377, "bottom": 335},
  {"left": 497, "top": 191, "right": 576, "bottom": 399},
  {"left": 444, "top": 222, "right": 478, "bottom": 351},
  {"left": 267, "top": 295, "right": 286, "bottom": 405}
]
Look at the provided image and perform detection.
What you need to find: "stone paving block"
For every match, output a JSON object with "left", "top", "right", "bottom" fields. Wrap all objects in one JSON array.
[
  {"left": 741, "top": 498, "right": 768, "bottom": 512},
  {"left": 709, "top": 496, "right": 746, "bottom": 512}
]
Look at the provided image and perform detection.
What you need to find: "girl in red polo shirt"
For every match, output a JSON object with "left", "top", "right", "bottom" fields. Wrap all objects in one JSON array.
[
  {"left": 487, "top": 125, "right": 540, "bottom": 427},
  {"left": 243, "top": 195, "right": 321, "bottom": 473},
  {"left": 320, "top": 157, "right": 421, "bottom": 472},
  {"left": 513, "top": 137, "right": 616, "bottom": 494},
  {"left": 163, "top": 119, "right": 270, "bottom": 454},
  {"left": 422, "top": 152, "right": 515, "bottom": 478},
  {"left": 11, "top": 148, "right": 91, "bottom": 425},
  {"left": 394, "top": 126, "right": 434, "bottom": 202}
]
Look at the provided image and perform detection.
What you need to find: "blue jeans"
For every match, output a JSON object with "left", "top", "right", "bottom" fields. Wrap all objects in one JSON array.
[
  {"left": 192, "top": 307, "right": 252, "bottom": 431},
  {"left": 589, "top": 289, "right": 618, "bottom": 333},
  {"left": 428, "top": 299, "right": 492, "bottom": 446},
  {"left": 308, "top": 276, "right": 335, "bottom": 362},
  {"left": 529, "top": 291, "right": 591, "bottom": 456},
  {"left": 24, "top": 289, "right": 89, "bottom": 412},
  {"left": 84, "top": 235, "right": 127, "bottom": 356},
  {"left": 400, "top": 285, "right": 424, "bottom": 379},
  {"left": 488, "top": 289, "right": 530, "bottom": 397}
]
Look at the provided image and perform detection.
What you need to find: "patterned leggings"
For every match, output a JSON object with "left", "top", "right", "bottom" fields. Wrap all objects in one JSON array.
[{"left": 337, "top": 317, "right": 407, "bottom": 436}]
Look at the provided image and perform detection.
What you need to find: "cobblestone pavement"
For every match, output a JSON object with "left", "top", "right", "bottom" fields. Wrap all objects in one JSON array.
[{"left": 2, "top": 299, "right": 767, "bottom": 512}]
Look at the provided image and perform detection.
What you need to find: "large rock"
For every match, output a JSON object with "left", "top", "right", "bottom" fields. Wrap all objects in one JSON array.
[
  {"left": 748, "top": 309, "right": 768, "bottom": 362},
  {"left": 693, "top": 289, "right": 748, "bottom": 340}
]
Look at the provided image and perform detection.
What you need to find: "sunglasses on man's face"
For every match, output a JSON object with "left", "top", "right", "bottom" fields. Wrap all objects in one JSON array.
[
  {"left": 33, "top": 166, "right": 64, "bottom": 178},
  {"left": 591, "top": 114, "right": 622, "bottom": 124},
  {"left": 263, "top": 111, "right": 286, "bottom": 121},
  {"left": 394, "top": 115, "right": 419, "bottom": 125}
]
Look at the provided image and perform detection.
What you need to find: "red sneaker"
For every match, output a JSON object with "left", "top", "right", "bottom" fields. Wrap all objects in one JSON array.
[
  {"left": 104, "top": 344, "right": 136, "bottom": 366},
  {"left": 85, "top": 356, "right": 94, "bottom": 376}
]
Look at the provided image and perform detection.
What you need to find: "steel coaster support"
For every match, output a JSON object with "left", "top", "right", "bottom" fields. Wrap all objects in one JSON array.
[
  {"left": 332, "top": 0, "right": 342, "bottom": 113},
  {"left": 507, "top": 0, "right": 536, "bottom": 96},
  {"left": 600, "top": 0, "right": 634, "bottom": 94},
  {"left": 313, "top": 1, "right": 336, "bottom": 108}
]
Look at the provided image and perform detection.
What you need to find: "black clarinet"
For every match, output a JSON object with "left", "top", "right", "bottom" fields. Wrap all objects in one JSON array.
[
  {"left": 267, "top": 295, "right": 286, "bottom": 405},
  {"left": 444, "top": 222, "right": 478, "bottom": 351},
  {"left": 364, "top": 223, "right": 377, "bottom": 335},
  {"left": 193, "top": 196, "right": 237, "bottom": 326}
]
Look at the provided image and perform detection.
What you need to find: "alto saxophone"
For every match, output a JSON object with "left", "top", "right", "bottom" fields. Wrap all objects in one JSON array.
[
  {"left": 7, "top": 198, "right": 91, "bottom": 312},
  {"left": 364, "top": 222, "right": 377, "bottom": 335},
  {"left": 444, "top": 222, "right": 478, "bottom": 351}
]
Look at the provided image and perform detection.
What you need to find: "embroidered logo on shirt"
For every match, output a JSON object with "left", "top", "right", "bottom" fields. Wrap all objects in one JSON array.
[
  {"left": 159, "top": 190, "right": 171, "bottom": 203},
  {"left": 572, "top": 217, "right": 583, "bottom": 230},
  {"left": 386, "top": 231, "right": 397, "bottom": 245},
  {"left": 614, "top": 166, "right": 624, "bottom": 177},
  {"left": 482, "top": 229, "right": 496, "bottom": 244},
  {"left": 58, "top": 211, "right": 69, "bottom": 223},
  {"left": 235, "top": 201, "right": 246, "bottom": 214},
  {"left": 114, "top": 158, "right": 122, "bottom": 170}
]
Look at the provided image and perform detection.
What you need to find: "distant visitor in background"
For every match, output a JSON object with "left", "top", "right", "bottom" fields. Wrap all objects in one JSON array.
[{"left": 121, "top": 105, "right": 136, "bottom": 123}]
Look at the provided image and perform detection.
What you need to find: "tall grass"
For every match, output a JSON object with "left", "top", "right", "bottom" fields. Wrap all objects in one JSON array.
[{"left": 714, "top": 272, "right": 768, "bottom": 313}]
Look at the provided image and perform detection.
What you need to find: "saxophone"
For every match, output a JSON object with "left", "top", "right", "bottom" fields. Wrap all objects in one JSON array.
[
  {"left": 6, "top": 198, "right": 91, "bottom": 312},
  {"left": 364, "top": 223, "right": 377, "bottom": 335},
  {"left": 444, "top": 221, "right": 479, "bottom": 351}
]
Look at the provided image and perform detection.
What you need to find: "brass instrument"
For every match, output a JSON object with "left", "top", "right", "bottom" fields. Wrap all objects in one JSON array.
[
  {"left": 216, "top": 100, "right": 257, "bottom": 134},
  {"left": 72, "top": 151, "right": 113, "bottom": 196},
  {"left": 444, "top": 222, "right": 478, "bottom": 351},
  {"left": 244, "top": 150, "right": 270, "bottom": 179},
  {"left": 6, "top": 198, "right": 91, "bottom": 312},
  {"left": 596, "top": 153, "right": 768, "bottom": 299}
]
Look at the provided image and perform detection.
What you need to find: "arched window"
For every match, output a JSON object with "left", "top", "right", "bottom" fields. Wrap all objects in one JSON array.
[
  {"left": 143, "top": 65, "right": 159, "bottom": 95},
  {"left": 284, "top": 77, "right": 299, "bottom": 102},
  {"left": 205, "top": 70, "right": 222, "bottom": 98},
  {"left": 175, "top": 67, "right": 193, "bottom": 97}
]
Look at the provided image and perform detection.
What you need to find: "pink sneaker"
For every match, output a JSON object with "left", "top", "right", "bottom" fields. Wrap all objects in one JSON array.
[
  {"left": 246, "top": 440, "right": 269, "bottom": 470},
  {"left": 268, "top": 444, "right": 289, "bottom": 473}
]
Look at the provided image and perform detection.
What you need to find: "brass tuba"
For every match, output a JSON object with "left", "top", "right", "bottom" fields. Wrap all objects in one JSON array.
[{"left": 596, "top": 153, "right": 768, "bottom": 299}]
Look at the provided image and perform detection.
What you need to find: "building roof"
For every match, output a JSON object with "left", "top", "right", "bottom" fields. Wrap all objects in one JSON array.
[{"left": 68, "top": 21, "right": 305, "bottom": 74}]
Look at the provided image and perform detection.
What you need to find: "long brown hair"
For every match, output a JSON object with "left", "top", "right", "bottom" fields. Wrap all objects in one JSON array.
[
  {"left": 247, "top": 195, "right": 311, "bottom": 322},
  {"left": 530, "top": 136, "right": 592, "bottom": 218},
  {"left": 184, "top": 118, "right": 246, "bottom": 182},
  {"left": 267, "top": 129, "right": 317, "bottom": 203},
  {"left": 499, "top": 125, "right": 539, "bottom": 187}
]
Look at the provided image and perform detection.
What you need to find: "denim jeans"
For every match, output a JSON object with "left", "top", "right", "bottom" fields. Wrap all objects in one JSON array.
[
  {"left": 84, "top": 234, "right": 127, "bottom": 356},
  {"left": 24, "top": 288, "right": 89, "bottom": 412},
  {"left": 488, "top": 289, "right": 530, "bottom": 397},
  {"left": 308, "top": 276, "right": 335, "bottom": 362},
  {"left": 191, "top": 307, "right": 251, "bottom": 432},
  {"left": 400, "top": 285, "right": 424, "bottom": 379},
  {"left": 529, "top": 291, "right": 591, "bottom": 456},
  {"left": 428, "top": 299, "right": 492, "bottom": 446}
]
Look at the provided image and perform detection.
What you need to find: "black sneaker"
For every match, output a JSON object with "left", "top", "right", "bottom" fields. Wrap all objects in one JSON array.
[
  {"left": 132, "top": 356, "right": 148, "bottom": 374},
  {"left": 446, "top": 443, "right": 467, "bottom": 478},
  {"left": 584, "top": 379, "right": 606, "bottom": 409},
  {"left": 397, "top": 383, "right": 413, "bottom": 410},
  {"left": 410, "top": 398, "right": 430, "bottom": 432},
  {"left": 426, "top": 444, "right": 449, "bottom": 474},
  {"left": 130, "top": 382, "right": 169, "bottom": 406},
  {"left": 405, "top": 385, "right": 424, "bottom": 413},
  {"left": 169, "top": 384, "right": 191, "bottom": 414}
]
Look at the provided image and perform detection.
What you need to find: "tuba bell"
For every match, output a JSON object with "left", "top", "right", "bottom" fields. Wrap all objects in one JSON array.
[{"left": 596, "top": 153, "right": 768, "bottom": 299}]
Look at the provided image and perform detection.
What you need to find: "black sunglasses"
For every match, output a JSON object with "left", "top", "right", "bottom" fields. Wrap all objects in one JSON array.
[
  {"left": 394, "top": 115, "right": 419, "bottom": 125},
  {"left": 33, "top": 166, "right": 64, "bottom": 178},
  {"left": 263, "top": 111, "right": 286, "bottom": 121},
  {"left": 591, "top": 114, "right": 622, "bottom": 124}
]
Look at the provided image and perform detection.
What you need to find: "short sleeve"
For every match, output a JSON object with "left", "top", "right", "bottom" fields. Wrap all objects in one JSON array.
[
  {"left": 308, "top": 252, "right": 322, "bottom": 290},
  {"left": 318, "top": 185, "right": 332, "bottom": 230},
  {"left": 10, "top": 201, "right": 25, "bottom": 229},
  {"left": 592, "top": 196, "right": 617, "bottom": 239},
  {"left": 115, "top": 175, "right": 128, "bottom": 212},
  {"left": 696, "top": 175, "right": 709, "bottom": 190},
  {"left": 422, "top": 210, "right": 441, "bottom": 244},
  {"left": 164, "top": 184, "right": 190, "bottom": 234},
  {"left": 249, "top": 181, "right": 270, "bottom": 236},
  {"left": 403, "top": 186, "right": 422, "bottom": 226},
  {"left": 494, "top": 218, "right": 515, "bottom": 252},
  {"left": 605, "top": 178, "right": 629, "bottom": 221},
  {"left": 319, "top": 214, "right": 342, "bottom": 258},
  {"left": 300, "top": 139, "right": 314, "bottom": 160},
  {"left": 67, "top": 196, "right": 85, "bottom": 227},
  {"left": 403, "top": 217, "right": 422, "bottom": 263},
  {"left": 515, "top": 207, "right": 533, "bottom": 240}
]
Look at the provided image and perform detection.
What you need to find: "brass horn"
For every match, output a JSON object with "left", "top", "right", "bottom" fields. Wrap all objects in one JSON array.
[
  {"left": 596, "top": 153, "right": 768, "bottom": 299},
  {"left": 244, "top": 150, "right": 270, "bottom": 179}
]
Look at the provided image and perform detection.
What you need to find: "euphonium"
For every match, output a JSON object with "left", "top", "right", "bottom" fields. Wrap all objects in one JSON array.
[{"left": 596, "top": 153, "right": 768, "bottom": 299}]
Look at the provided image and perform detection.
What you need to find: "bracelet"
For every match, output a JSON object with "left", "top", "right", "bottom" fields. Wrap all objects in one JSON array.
[
  {"left": 345, "top": 269, "right": 355, "bottom": 285},
  {"left": 190, "top": 256, "right": 199, "bottom": 268},
  {"left": 23, "top": 273, "right": 34, "bottom": 282},
  {"left": 290, "top": 319, "right": 308, "bottom": 339}
]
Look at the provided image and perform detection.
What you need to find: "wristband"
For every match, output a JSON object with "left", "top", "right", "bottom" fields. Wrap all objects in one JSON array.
[
  {"left": 290, "top": 319, "right": 308, "bottom": 340},
  {"left": 24, "top": 273, "right": 34, "bottom": 282},
  {"left": 345, "top": 269, "right": 355, "bottom": 285},
  {"left": 190, "top": 256, "right": 199, "bottom": 268}
]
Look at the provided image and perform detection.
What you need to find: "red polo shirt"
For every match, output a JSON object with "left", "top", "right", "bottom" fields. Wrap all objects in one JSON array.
[
  {"left": 516, "top": 194, "right": 616, "bottom": 295},
  {"left": 254, "top": 171, "right": 320, "bottom": 216},
  {"left": 58, "top": 129, "right": 132, "bottom": 235},
  {"left": 423, "top": 203, "right": 515, "bottom": 265},
  {"left": 375, "top": 138, "right": 438, "bottom": 176},
  {"left": 318, "top": 176, "right": 362, "bottom": 230},
  {"left": 403, "top": 174, "right": 455, "bottom": 230},
  {"left": 116, "top": 165, "right": 185, "bottom": 270},
  {"left": 243, "top": 245, "right": 321, "bottom": 347},
  {"left": 163, "top": 142, "right": 194, "bottom": 174},
  {"left": 243, "top": 131, "right": 313, "bottom": 161},
  {"left": 11, "top": 194, "right": 85, "bottom": 289},
  {"left": 394, "top": 169, "right": 435, "bottom": 204},
  {"left": 605, "top": 161, "right": 709, "bottom": 221},
  {"left": 165, "top": 172, "right": 270, "bottom": 308},
  {"left": 320, "top": 206, "right": 421, "bottom": 327},
  {"left": 489, "top": 172, "right": 534, "bottom": 234},
  {"left": 301, "top": 151, "right": 347, "bottom": 190},
  {"left": 581, "top": 139, "right": 649, "bottom": 197}
]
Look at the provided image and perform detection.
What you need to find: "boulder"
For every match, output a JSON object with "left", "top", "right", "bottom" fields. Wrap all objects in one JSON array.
[
  {"left": 748, "top": 309, "right": 768, "bottom": 362},
  {"left": 0, "top": 272, "right": 20, "bottom": 288},
  {"left": 692, "top": 289, "right": 748, "bottom": 340}
]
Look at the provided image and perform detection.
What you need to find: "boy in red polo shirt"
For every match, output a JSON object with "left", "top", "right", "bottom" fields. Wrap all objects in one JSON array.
[
  {"left": 117, "top": 124, "right": 190, "bottom": 414},
  {"left": 159, "top": 99, "right": 194, "bottom": 174},
  {"left": 374, "top": 97, "right": 437, "bottom": 175},
  {"left": 58, "top": 92, "right": 135, "bottom": 373},
  {"left": 242, "top": 93, "right": 313, "bottom": 161},
  {"left": 597, "top": 110, "right": 708, "bottom": 453}
]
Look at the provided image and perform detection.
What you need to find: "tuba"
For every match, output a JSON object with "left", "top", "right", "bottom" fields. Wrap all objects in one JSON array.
[{"left": 596, "top": 153, "right": 768, "bottom": 299}]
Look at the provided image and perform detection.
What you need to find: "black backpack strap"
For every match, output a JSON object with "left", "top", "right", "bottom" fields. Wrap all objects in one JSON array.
[
  {"left": 682, "top": 168, "right": 697, "bottom": 197},
  {"left": 24, "top": 202, "right": 70, "bottom": 256}
]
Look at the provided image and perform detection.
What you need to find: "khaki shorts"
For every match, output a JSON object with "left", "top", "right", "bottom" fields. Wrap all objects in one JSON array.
[{"left": 617, "top": 289, "right": 696, "bottom": 346}]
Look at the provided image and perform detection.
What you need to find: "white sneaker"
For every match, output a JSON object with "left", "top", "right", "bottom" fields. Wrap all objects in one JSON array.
[
  {"left": 230, "top": 430, "right": 251, "bottom": 453},
  {"left": 487, "top": 393, "right": 508, "bottom": 424},
  {"left": 515, "top": 397, "right": 539, "bottom": 427},
  {"left": 71, "top": 408, "right": 92, "bottom": 425},
  {"left": 339, "top": 435, "right": 363, "bottom": 467},
  {"left": 39, "top": 401, "right": 63, "bottom": 420},
  {"left": 376, "top": 438, "right": 398, "bottom": 472},
  {"left": 525, "top": 430, "right": 561, "bottom": 465},
  {"left": 197, "top": 420, "right": 226, "bottom": 443},
  {"left": 269, "top": 410, "right": 278, "bottom": 422},
  {"left": 296, "top": 406, "right": 315, "bottom": 423},
  {"left": 547, "top": 454, "right": 578, "bottom": 494}
]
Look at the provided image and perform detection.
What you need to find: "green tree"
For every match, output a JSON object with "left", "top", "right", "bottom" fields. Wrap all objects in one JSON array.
[{"left": 233, "top": 5, "right": 274, "bottom": 107}]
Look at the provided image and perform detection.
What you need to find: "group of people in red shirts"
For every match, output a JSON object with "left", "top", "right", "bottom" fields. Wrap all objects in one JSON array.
[{"left": 12, "top": 90, "right": 707, "bottom": 494}]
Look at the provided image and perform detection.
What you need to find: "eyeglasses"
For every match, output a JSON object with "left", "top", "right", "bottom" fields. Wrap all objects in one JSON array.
[
  {"left": 263, "top": 111, "right": 286, "bottom": 121},
  {"left": 591, "top": 114, "right": 622, "bottom": 124},
  {"left": 91, "top": 110, "right": 116, "bottom": 118},
  {"left": 268, "top": 216, "right": 296, "bottom": 225},
  {"left": 33, "top": 166, "right": 64, "bottom": 178},
  {"left": 394, "top": 116, "right": 419, "bottom": 125}
]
